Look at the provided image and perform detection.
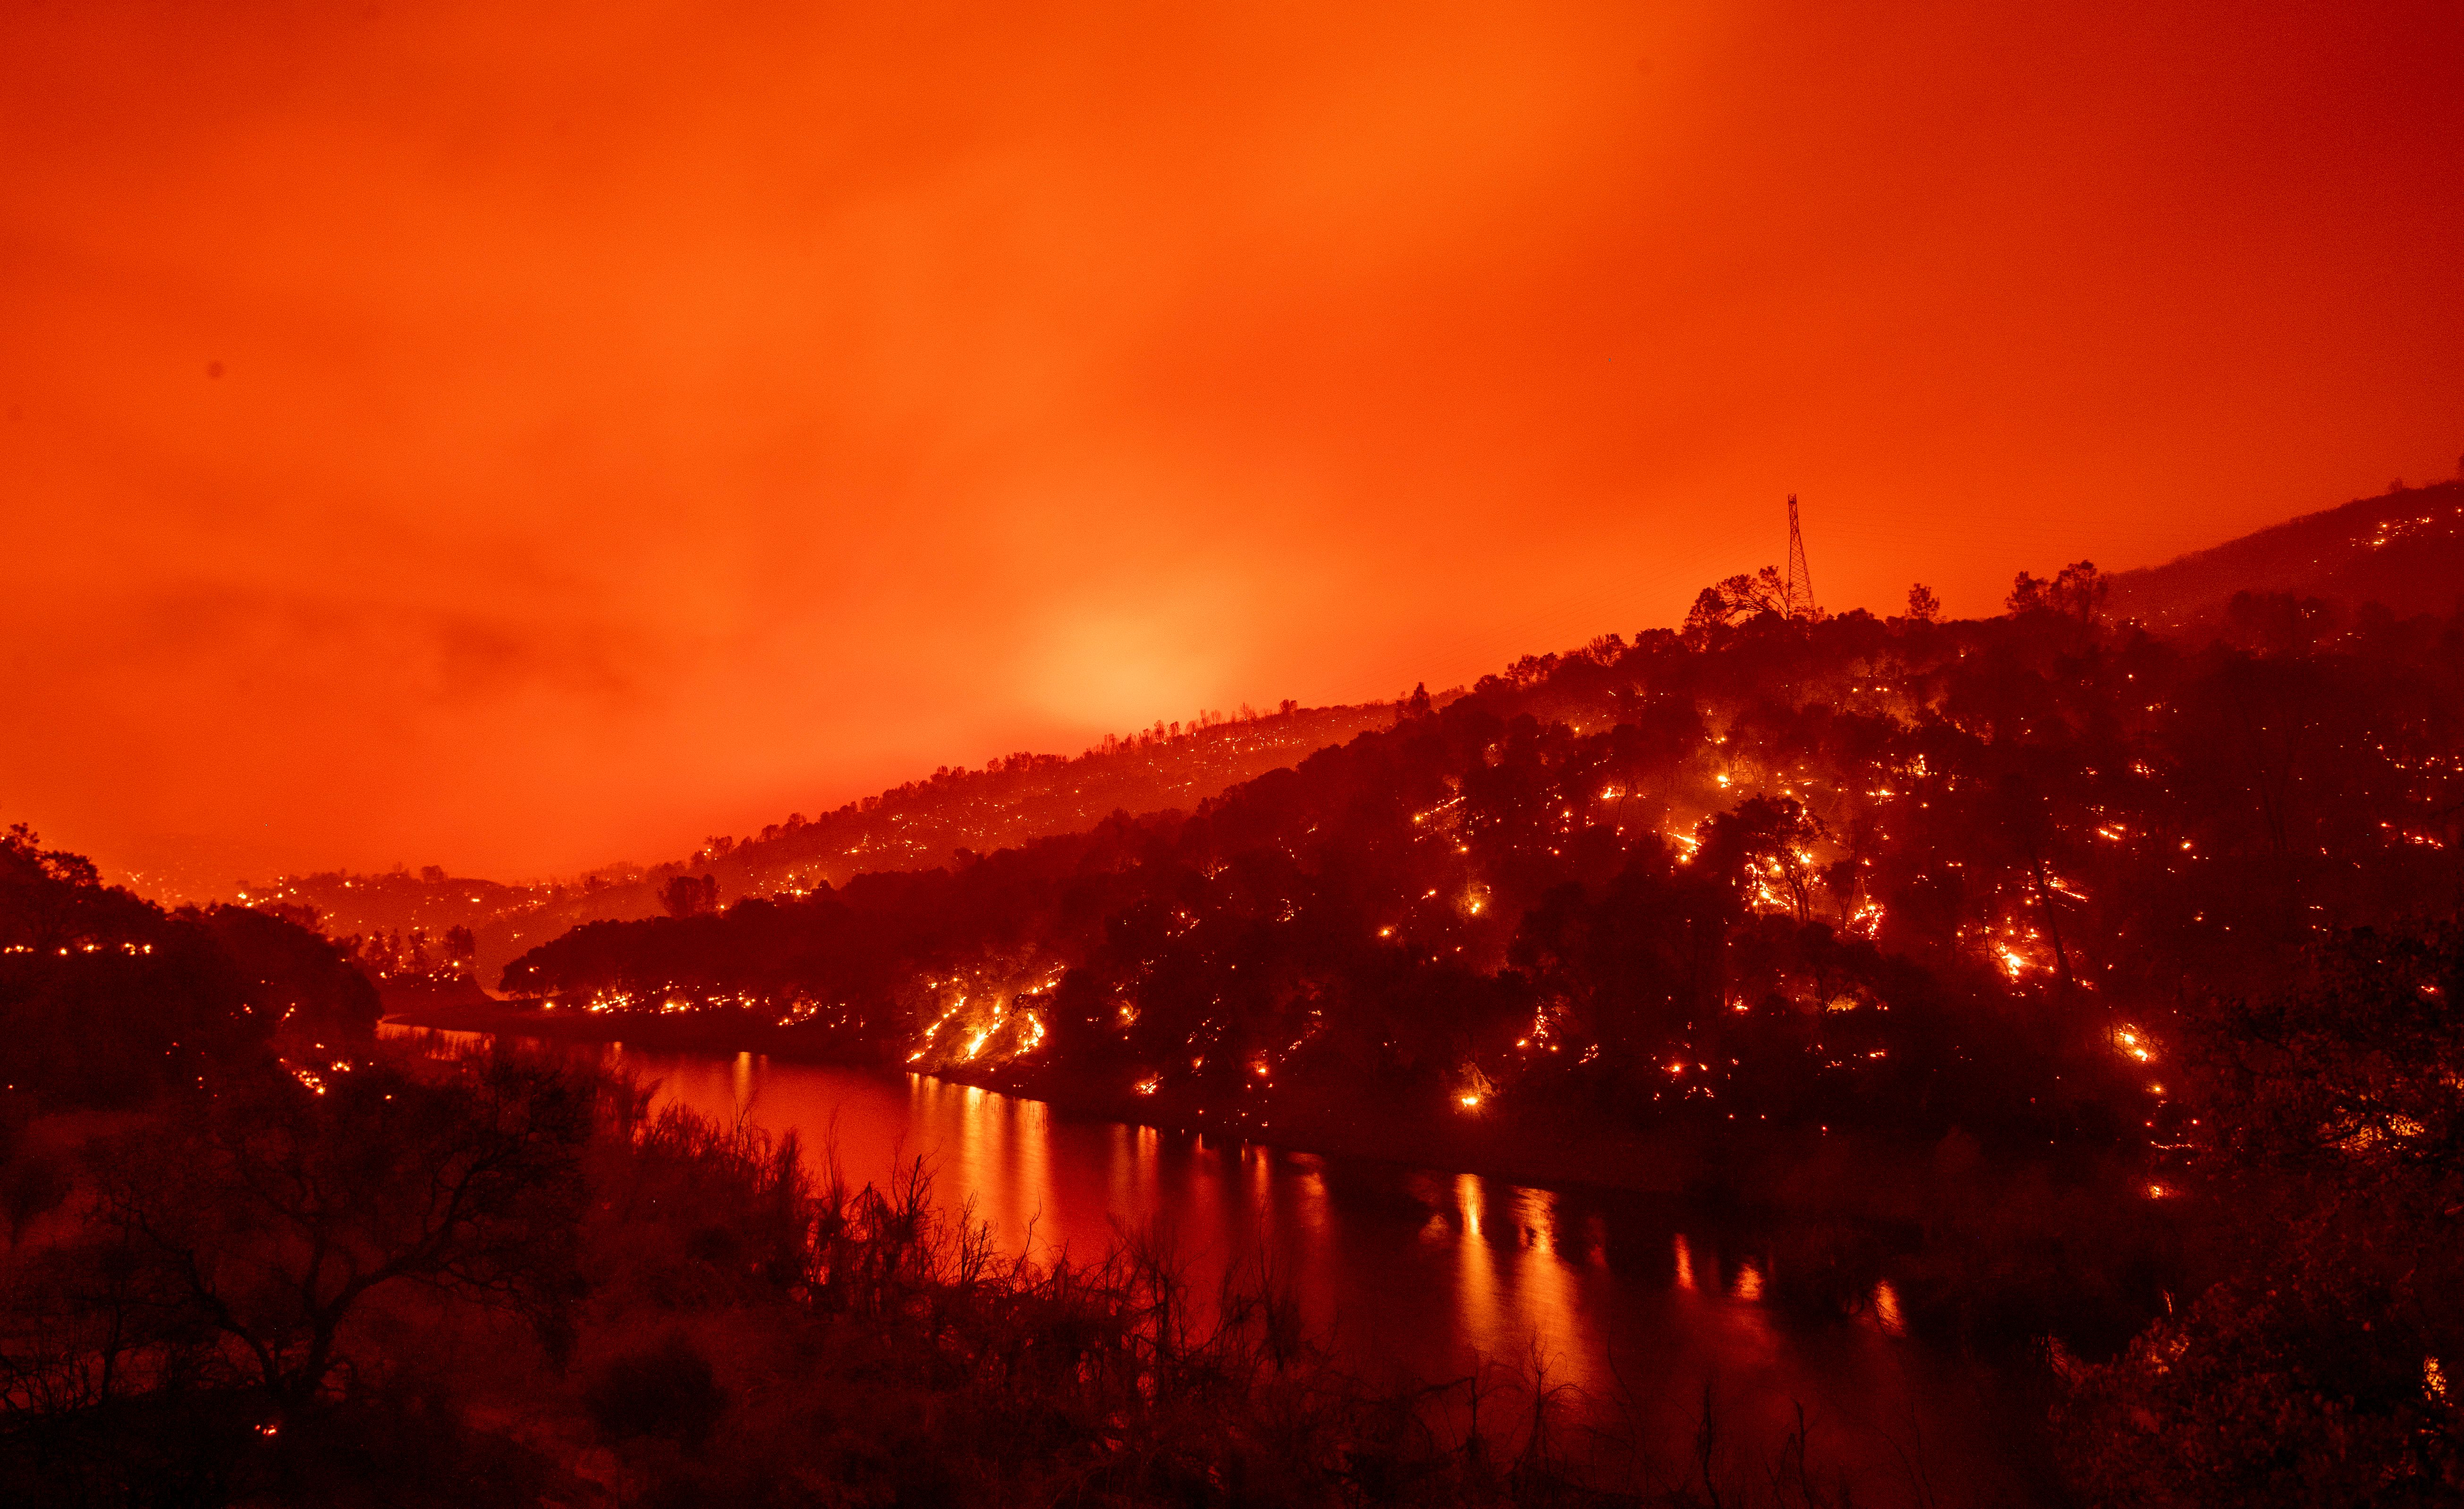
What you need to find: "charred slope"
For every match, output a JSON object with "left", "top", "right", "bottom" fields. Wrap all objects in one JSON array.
[
  {"left": 496, "top": 813, "right": 1179, "bottom": 1058},
  {"left": 2107, "top": 478, "right": 2464, "bottom": 632},
  {"left": 0, "top": 826, "right": 376, "bottom": 1109},
  {"left": 246, "top": 699, "right": 1399, "bottom": 984},
  {"left": 499, "top": 601, "right": 2464, "bottom": 1156}
]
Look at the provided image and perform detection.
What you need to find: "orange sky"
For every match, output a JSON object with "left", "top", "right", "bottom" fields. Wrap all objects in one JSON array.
[{"left": 5, "top": 0, "right": 2460, "bottom": 887}]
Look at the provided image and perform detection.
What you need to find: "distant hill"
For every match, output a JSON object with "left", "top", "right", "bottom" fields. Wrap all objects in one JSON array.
[
  {"left": 244, "top": 699, "right": 1407, "bottom": 983},
  {"left": 2107, "top": 478, "right": 2464, "bottom": 631}
]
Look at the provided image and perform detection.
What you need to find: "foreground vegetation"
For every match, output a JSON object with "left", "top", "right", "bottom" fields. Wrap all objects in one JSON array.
[{"left": 2, "top": 1028, "right": 1991, "bottom": 1507}]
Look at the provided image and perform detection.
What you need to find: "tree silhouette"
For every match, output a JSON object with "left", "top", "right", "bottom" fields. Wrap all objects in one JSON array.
[
  {"left": 1684, "top": 567, "right": 1791, "bottom": 635},
  {"left": 2008, "top": 560, "right": 2107, "bottom": 624},
  {"left": 660, "top": 874, "right": 719, "bottom": 919},
  {"left": 74, "top": 1050, "right": 591, "bottom": 1416}
]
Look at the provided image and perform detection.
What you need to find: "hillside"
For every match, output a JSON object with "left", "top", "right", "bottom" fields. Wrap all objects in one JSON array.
[
  {"left": 2107, "top": 477, "right": 2464, "bottom": 631},
  {"left": 485, "top": 595, "right": 2464, "bottom": 1168},
  {"left": 243, "top": 698, "right": 1403, "bottom": 984}
]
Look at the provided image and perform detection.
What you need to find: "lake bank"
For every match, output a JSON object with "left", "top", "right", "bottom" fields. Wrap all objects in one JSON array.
[
  {"left": 379, "top": 1017, "right": 2079, "bottom": 1504},
  {"left": 382, "top": 1000, "right": 2181, "bottom": 1360},
  {"left": 381, "top": 1001, "right": 1926, "bottom": 1207}
]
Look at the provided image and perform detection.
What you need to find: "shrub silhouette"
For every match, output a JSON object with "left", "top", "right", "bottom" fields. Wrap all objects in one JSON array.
[{"left": 584, "top": 1332, "right": 729, "bottom": 1451}]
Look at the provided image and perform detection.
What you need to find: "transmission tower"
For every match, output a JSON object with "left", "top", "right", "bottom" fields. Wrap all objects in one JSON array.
[{"left": 1783, "top": 494, "right": 1816, "bottom": 619}]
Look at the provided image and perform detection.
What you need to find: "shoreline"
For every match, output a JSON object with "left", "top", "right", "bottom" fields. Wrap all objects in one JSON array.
[{"left": 378, "top": 1001, "right": 2113, "bottom": 1233}]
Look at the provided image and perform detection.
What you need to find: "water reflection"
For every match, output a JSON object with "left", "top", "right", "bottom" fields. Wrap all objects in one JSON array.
[
  {"left": 384, "top": 1027, "right": 2041, "bottom": 1502},
  {"left": 1511, "top": 1187, "right": 1584, "bottom": 1387},
  {"left": 1455, "top": 1173, "right": 1501, "bottom": 1355}
]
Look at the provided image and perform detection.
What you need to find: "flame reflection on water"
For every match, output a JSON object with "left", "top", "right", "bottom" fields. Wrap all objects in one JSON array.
[{"left": 385, "top": 1027, "right": 2043, "bottom": 1500}]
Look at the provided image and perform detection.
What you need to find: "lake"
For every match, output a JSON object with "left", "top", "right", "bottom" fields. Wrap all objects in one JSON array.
[{"left": 384, "top": 1026, "right": 2055, "bottom": 1504}]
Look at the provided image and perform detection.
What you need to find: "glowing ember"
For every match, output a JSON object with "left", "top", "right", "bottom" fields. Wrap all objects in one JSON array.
[{"left": 1872, "top": 1281, "right": 1905, "bottom": 1335}]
